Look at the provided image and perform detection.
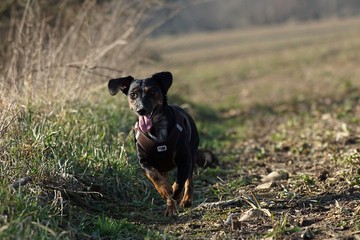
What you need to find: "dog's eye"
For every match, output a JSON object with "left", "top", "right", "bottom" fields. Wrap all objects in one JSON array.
[{"left": 129, "top": 93, "right": 137, "bottom": 99}]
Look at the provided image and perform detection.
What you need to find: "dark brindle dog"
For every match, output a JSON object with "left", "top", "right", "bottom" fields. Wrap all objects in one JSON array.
[{"left": 108, "top": 71, "right": 199, "bottom": 216}]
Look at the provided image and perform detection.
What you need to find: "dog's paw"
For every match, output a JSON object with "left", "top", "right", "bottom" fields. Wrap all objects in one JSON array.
[
  {"left": 180, "top": 198, "right": 192, "bottom": 208},
  {"left": 180, "top": 192, "right": 192, "bottom": 208},
  {"left": 165, "top": 199, "right": 177, "bottom": 217}
]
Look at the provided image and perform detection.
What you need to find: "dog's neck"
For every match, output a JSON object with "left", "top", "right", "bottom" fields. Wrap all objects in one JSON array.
[{"left": 146, "top": 105, "right": 172, "bottom": 143}]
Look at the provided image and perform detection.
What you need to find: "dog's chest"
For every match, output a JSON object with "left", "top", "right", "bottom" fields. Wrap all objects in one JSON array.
[
  {"left": 134, "top": 108, "right": 186, "bottom": 172},
  {"left": 148, "top": 114, "right": 168, "bottom": 142}
]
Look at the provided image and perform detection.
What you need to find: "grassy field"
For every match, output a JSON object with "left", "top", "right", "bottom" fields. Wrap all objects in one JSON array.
[{"left": 1, "top": 17, "right": 360, "bottom": 239}]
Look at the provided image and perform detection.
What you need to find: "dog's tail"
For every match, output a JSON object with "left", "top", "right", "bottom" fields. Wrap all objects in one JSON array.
[{"left": 196, "top": 149, "right": 219, "bottom": 168}]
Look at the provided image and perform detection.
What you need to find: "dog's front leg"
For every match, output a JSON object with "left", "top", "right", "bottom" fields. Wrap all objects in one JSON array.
[
  {"left": 136, "top": 144, "right": 177, "bottom": 216},
  {"left": 144, "top": 165, "right": 177, "bottom": 216}
]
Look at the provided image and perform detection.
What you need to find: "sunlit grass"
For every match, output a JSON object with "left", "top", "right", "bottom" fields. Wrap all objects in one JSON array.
[{"left": 0, "top": 98, "right": 152, "bottom": 238}]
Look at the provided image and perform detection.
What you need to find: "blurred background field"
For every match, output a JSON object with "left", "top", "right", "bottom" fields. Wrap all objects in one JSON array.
[
  {"left": 143, "top": 18, "right": 360, "bottom": 107},
  {"left": 0, "top": 0, "right": 359, "bottom": 239}
]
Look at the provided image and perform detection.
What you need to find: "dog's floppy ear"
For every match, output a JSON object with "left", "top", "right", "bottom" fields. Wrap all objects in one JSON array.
[
  {"left": 108, "top": 76, "right": 134, "bottom": 95},
  {"left": 152, "top": 71, "right": 173, "bottom": 95}
]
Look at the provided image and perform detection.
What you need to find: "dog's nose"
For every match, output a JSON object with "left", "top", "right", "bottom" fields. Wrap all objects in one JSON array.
[{"left": 137, "top": 108, "right": 147, "bottom": 116}]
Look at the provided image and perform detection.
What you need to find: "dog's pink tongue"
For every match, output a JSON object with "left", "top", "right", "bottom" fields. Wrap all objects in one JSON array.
[{"left": 139, "top": 115, "right": 152, "bottom": 132}]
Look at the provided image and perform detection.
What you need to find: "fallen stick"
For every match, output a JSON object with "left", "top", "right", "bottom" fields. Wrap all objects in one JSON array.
[{"left": 195, "top": 197, "right": 245, "bottom": 210}]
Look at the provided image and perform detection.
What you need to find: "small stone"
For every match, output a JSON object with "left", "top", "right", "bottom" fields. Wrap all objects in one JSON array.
[
  {"left": 239, "top": 208, "right": 270, "bottom": 222},
  {"left": 261, "top": 170, "right": 289, "bottom": 182},
  {"left": 318, "top": 170, "right": 329, "bottom": 181},
  {"left": 301, "top": 227, "right": 314, "bottom": 239},
  {"left": 256, "top": 181, "right": 277, "bottom": 189}
]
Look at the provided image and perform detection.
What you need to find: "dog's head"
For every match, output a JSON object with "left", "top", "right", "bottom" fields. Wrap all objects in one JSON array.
[{"left": 108, "top": 71, "right": 172, "bottom": 131}]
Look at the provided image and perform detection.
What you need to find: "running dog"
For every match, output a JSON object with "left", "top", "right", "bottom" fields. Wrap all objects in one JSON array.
[{"left": 108, "top": 71, "right": 199, "bottom": 216}]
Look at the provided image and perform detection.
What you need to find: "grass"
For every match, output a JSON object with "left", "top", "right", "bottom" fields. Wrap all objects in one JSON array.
[
  {"left": 0, "top": 99, "right": 148, "bottom": 239},
  {"left": 1, "top": 17, "right": 360, "bottom": 239},
  {"left": 267, "top": 213, "right": 302, "bottom": 239}
]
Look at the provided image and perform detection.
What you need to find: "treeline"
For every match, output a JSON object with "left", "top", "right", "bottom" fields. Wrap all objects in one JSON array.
[{"left": 155, "top": 0, "right": 360, "bottom": 35}]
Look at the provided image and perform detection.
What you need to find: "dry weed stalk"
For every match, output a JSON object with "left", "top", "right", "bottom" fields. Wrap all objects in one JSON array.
[
  {"left": 0, "top": 0, "right": 176, "bottom": 104},
  {"left": 0, "top": 0, "right": 181, "bottom": 138}
]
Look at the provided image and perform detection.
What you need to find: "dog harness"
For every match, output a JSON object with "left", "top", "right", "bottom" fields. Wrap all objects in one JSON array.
[{"left": 134, "top": 107, "right": 186, "bottom": 172}]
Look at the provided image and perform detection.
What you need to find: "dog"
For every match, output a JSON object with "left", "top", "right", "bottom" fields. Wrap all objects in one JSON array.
[{"left": 108, "top": 71, "right": 199, "bottom": 216}]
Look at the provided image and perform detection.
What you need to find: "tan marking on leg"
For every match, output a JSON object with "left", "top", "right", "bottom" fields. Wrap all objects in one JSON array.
[
  {"left": 180, "top": 177, "right": 193, "bottom": 208},
  {"left": 172, "top": 182, "right": 184, "bottom": 202},
  {"left": 145, "top": 168, "right": 177, "bottom": 216}
]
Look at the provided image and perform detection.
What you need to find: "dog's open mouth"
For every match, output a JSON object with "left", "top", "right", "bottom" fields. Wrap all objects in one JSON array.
[{"left": 138, "top": 115, "right": 152, "bottom": 132}]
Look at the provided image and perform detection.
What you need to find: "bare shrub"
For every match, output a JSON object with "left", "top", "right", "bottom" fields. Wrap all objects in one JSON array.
[{"left": 0, "top": 0, "right": 171, "bottom": 104}]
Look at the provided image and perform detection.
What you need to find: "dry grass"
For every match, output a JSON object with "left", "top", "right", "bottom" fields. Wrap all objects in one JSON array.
[
  {"left": 0, "top": 0, "right": 170, "bottom": 163},
  {"left": 0, "top": 1, "right": 181, "bottom": 239},
  {"left": 0, "top": 0, "right": 167, "bottom": 105}
]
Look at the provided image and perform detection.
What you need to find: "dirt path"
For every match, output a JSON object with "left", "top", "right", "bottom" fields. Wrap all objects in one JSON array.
[{"left": 147, "top": 91, "right": 360, "bottom": 239}]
